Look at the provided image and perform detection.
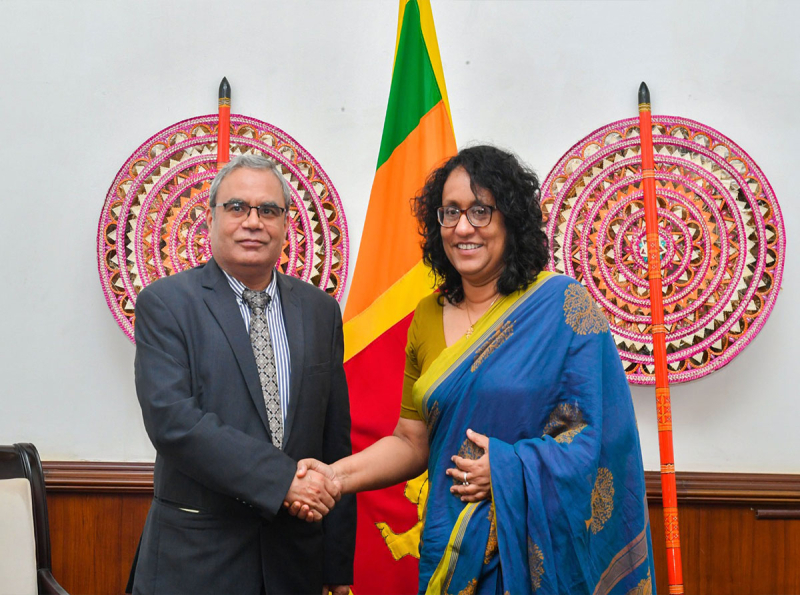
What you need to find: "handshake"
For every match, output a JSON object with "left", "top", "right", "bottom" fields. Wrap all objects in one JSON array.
[{"left": 282, "top": 459, "right": 341, "bottom": 522}]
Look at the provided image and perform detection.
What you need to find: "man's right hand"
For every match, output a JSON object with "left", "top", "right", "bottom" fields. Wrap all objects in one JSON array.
[
  {"left": 283, "top": 459, "right": 340, "bottom": 522},
  {"left": 283, "top": 461, "right": 341, "bottom": 523}
]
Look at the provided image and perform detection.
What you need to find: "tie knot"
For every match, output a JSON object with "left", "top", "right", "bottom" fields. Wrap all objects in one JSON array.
[{"left": 242, "top": 289, "right": 270, "bottom": 313}]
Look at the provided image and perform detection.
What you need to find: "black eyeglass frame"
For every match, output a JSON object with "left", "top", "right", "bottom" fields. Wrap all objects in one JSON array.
[
  {"left": 215, "top": 200, "right": 288, "bottom": 220},
  {"left": 436, "top": 204, "right": 497, "bottom": 228}
]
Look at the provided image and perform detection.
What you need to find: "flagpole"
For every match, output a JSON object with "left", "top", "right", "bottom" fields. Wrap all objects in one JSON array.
[
  {"left": 217, "top": 77, "right": 231, "bottom": 169},
  {"left": 638, "top": 81, "right": 684, "bottom": 594}
]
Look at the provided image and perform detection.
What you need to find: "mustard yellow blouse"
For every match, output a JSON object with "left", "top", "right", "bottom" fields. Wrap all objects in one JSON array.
[{"left": 400, "top": 292, "right": 447, "bottom": 420}]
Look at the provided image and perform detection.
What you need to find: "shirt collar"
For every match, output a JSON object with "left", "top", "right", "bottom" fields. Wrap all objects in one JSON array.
[{"left": 223, "top": 269, "right": 279, "bottom": 309}]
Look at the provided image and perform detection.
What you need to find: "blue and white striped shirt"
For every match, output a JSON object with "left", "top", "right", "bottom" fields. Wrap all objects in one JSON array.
[{"left": 223, "top": 271, "right": 292, "bottom": 428}]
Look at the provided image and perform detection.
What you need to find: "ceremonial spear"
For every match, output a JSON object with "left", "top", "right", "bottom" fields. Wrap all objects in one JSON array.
[
  {"left": 638, "top": 81, "right": 684, "bottom": 594},
  {"left": 217, "top": 77, "right": 231, "bottom": 168}
]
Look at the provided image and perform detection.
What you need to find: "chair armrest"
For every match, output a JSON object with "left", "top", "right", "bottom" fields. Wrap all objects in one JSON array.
[{"left": 38, "top": 569, "right": 69, "bottom": 595}]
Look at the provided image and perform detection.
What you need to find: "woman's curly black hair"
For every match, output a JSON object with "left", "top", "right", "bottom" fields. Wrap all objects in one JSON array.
[{"left": 413, "top": 145, "right": 549, "bottom": 305}]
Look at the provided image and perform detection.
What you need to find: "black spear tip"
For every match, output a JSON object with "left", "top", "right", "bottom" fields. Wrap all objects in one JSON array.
[
  {"left": 638, "top": 82, "right": 650, "bottom": 104},
  {"left": 219, "top": 77, "right": 231, "bottom": 99}
]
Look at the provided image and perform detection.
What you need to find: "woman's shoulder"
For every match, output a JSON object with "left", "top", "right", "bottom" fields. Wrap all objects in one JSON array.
[
  {"left": 408, "top": 291, "right": 444, "bottom": 345},
  {"left": 528, "top": 271, "right": 583, "bottom": 296},
  {"left": 519, "top": 272, "right": 598, "bottom": 314},
  {"left": 414, "top": 291, "right": 443, "bottom": 317}
]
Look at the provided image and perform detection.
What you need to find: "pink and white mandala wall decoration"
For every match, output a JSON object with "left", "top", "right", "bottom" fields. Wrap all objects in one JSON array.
[
  {"left": 541, "top": 116, "right": 785, "bottom": 384},
  {"left": 97, "top": 115, "right": 350, "bottom": 342}
]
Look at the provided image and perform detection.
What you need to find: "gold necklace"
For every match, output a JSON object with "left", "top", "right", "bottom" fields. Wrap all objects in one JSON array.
[{"left": 464, "top": 294, "right": 500, "bottom": 338}]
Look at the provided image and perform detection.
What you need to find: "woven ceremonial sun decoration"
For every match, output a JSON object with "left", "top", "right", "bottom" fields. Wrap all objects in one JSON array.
[
  {"left": 98, "top": 110, "right": 786, "bottom": 386},
  {"left": 541, "top": 115, "right": 785, "bottom": 383},
  {"left": 97, "top": 115, "right": 350, "bottom": 342}
]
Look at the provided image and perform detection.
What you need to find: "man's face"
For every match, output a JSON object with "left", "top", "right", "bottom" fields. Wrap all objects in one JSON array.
[{"left": 206, "top": 167, "right": 287, "bottom": 289}]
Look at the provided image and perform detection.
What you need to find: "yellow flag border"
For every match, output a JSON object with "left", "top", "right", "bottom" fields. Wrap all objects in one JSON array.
[{"left": 343, "top": 261, "right": 437, "bottom": 362}]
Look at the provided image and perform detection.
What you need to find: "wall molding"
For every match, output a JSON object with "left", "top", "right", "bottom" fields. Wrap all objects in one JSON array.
[
  {"left": 644, "top": 471, "right": 800, "bottom": 505},
  {"left": 42, "top": 461, "right": 154, "bottom": 493},
  {"left": 42, "top": 462, "right": 800, "bottom": 506}
]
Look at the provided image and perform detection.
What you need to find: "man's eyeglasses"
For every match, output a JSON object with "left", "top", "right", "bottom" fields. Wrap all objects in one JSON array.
[
  {"left": 215, "top": 200, "right": 287, "bottom": 221},
  {"left": 436, "top": 205, "right": 496, "bottom": 228}
]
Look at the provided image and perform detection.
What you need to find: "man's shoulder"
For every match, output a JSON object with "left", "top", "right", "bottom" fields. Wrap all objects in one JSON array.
[
  {"left": 279, "top": 273, "right": 337, "bottom": 308},
  {"left": 138, "top": 263, "right": 210, "bottom": 301}
]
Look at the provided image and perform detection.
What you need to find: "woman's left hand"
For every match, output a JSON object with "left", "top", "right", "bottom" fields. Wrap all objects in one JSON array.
[{"left": 446, "top": 429, "right": 492, "bottom": 502}]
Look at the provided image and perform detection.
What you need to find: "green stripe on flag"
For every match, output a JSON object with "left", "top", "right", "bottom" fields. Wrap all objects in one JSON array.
[{"left": 376, "top": 0, "right": 442, "bottom": 169}]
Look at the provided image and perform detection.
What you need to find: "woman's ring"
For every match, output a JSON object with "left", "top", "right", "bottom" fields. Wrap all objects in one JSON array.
[{"left": 463, "top": 471, "right": 469, "bottom": 486}]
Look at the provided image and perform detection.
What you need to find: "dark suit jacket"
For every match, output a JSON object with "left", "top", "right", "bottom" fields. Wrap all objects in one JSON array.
[{"left": 131, "top": 258, "right": 356, "bottom": 595}]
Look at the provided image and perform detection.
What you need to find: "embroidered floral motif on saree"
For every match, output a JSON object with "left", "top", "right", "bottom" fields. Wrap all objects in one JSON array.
[
  {"left": 543, "top": 402, "right": 588, "bottom": 445},
  {"left": 528, "top": 537, "right": 545, "bottom": 591},
  {"left": 471, "top": 321, "right": 514, "bottom": 372},
  {"left": 564, "top": 284, "right": 608, "bottom": 335},
  {"left": 587, "top": 468, "right": 615, "bottom": 534}
]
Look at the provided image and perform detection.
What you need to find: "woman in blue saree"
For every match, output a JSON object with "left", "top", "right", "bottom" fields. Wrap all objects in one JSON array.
[{"left": 292, "top": 146, "right": 655, "bottom": 594}]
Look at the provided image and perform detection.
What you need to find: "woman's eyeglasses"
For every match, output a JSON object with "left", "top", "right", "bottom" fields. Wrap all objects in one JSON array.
[{"left": 436, "top": 205, "right": 496, "bottom": 228}]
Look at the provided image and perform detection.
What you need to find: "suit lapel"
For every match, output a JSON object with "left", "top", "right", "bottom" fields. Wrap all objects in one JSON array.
[
  {"left": 277, "top": 273, "right": 304, "bottom": 447},
  {"left": 201, "top": 259, "right": 271, "bottom": 435}
]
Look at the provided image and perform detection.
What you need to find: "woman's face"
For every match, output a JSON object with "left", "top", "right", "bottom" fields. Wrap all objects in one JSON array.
[{"left": 440, "top": 166, "right": 506, "bottom": 288}]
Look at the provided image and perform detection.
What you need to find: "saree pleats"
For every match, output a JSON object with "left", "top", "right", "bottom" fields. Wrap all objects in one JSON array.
[{"left": 413, "top": 274, "right": 655, "bottom": 594}]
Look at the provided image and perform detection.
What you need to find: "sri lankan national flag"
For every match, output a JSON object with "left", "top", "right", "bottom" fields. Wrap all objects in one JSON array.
[{"left": 343, "top": 1, "right": 456, "bottom": 592}]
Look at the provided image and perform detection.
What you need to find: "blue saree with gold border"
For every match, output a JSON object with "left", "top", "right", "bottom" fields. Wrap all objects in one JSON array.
[{"left": 413, "top": 273, "right": 655, "bottom": 594}]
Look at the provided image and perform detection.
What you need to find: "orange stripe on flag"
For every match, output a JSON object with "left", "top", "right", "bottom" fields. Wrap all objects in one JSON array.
[
  {"left": 344, "top": 261, "right": 435, "bottom": 362},
  {"left": 343, "top": 100, "right": 455, "bottom": 323}
]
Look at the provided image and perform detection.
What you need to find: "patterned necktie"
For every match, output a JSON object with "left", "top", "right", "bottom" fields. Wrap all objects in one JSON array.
[{"left": 242, "top": 289, "right": 283, "bottom": 449}]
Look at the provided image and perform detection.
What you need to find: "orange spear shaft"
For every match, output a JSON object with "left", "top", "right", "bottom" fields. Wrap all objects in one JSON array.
[{"left": 638, "top": 81, "right": 684, "bottom": 594}]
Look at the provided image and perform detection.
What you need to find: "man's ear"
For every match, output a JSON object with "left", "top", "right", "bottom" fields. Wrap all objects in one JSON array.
[{"left": 206, "top": 206, "right": 214, "bottom": 231}]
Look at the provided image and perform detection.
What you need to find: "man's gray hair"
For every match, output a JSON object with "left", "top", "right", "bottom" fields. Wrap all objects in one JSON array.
[{"left": 208, "top": 154, "right": 292, "bottom": 217}]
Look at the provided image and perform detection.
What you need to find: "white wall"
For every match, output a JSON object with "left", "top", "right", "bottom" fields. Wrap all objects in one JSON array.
[{"left": 0, "top": 0, "right": 796, "bottom": 472}]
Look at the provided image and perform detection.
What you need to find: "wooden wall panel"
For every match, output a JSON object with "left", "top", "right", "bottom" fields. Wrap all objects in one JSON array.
[
  {"left": 47, "top": 492, "right": 150, "bottom": 595},
  {"left": 42, "top": 464, "right": 800, "bottom": 595},
  {"left": 649, "top": 503, "right": 800, "bottom": 595}
]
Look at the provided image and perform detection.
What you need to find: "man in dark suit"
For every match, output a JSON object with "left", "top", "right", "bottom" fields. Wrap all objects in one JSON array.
[{"left": 132, "top": 154, "right": 355, "bottom": 595}]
